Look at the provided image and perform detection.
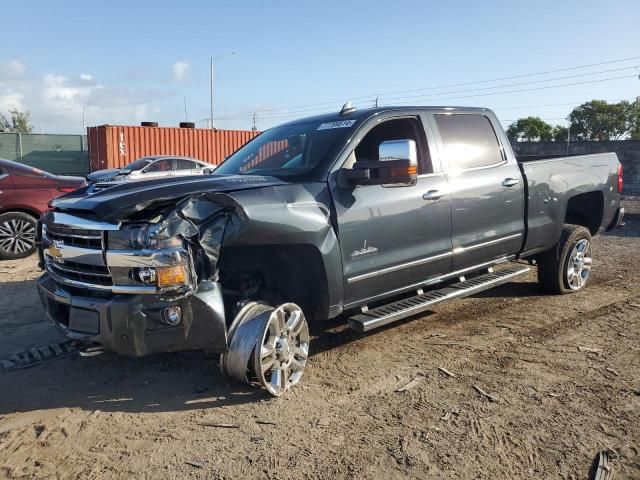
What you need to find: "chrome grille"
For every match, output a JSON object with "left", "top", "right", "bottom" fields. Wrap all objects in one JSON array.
[
  {"left": 45, "top": 225, "right": 102, "bottom": 250},
  {"left": 43, "top": 219, "right": 112, "bottom": 289},
  {"left": 48, "top": 260, "right": 113, "bottom": 286}
]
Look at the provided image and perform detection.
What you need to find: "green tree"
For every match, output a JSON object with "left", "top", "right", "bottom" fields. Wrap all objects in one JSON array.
[
  {"left": 568, "top": 100, "right": 633, "bottom": 141},
  {"left": 630, "top": 99, "right": 640, "bottom": 140},
  {"left": 506, "top": 116, "right": 554, "bottom": 142},
  {"left": 552, "top": 125, "right": 569, "bottom": 142},
  {"left": 0, "top": 109, "right": 34, "bottom": 133}
]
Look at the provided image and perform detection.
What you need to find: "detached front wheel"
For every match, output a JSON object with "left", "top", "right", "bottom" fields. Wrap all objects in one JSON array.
[
  {"left": 538, "top": 224, "right": 593, "bottom": 294},
  {"left": 221, "top": 302, "right": 310, "bottom": 397}
]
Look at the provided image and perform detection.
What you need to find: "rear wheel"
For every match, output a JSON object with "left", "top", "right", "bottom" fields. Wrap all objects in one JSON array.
[
  {"left": 0, "top": 212, "right": 37, "bottom": 260},
  {"left": 537, "top": 224, "right": 592, "bottom": 294}
]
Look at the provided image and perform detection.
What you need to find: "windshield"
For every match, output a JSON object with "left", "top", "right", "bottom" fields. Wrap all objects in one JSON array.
[
  {"left": 126, "top": 157, "right": 155, "bottom": 171},
  {"left": 214, "top": 120, "right": 352, "bottom": 178}
]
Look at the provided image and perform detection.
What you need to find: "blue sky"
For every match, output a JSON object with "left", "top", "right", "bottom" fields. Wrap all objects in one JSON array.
[{"left": 1, "top": 0, "right": 639, "bottom": 133}]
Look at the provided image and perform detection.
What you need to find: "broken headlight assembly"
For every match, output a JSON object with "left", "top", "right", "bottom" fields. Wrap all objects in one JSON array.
[
  {"left": 107, "top": 224, "right": 192, "bottom": 291},
  {"left": 107, "top": 224, "right": 183, "bottom": 250}
]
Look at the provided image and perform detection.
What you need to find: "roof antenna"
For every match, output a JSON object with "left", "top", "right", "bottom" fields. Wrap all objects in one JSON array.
[{"left": 340, "top": 101, "right": 357, "bottom": 116}]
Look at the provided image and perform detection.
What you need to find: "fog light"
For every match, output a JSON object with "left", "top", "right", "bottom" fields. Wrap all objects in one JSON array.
[
  {"left": 138, "top": 267, "right": 156, "bottom": 284},
  {"left": 163, "top": 306, "right": 182, "bottom": 326},
  {"left": 157, "top": 265, "right": 187, "bottom": 287}
]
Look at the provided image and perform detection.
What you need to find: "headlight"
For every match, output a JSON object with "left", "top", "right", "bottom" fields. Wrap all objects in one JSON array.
[{"left": 108, "top": 224, "right": 183, "bottom": 250}]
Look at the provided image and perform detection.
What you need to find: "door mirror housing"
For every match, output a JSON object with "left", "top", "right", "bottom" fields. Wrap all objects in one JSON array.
[{"left": 340, "top": 139, "right": 418, "bottom": 186}]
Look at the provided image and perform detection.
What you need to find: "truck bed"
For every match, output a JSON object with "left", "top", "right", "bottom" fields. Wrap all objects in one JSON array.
[{"left": 517, "top": 152, "right": 620, "bottom": 257}]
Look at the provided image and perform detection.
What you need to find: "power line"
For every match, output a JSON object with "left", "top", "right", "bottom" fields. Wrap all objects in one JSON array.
[
  {"left": 227, "top": 73, "right": 637, "bottom": 123},
  {"left": 389, "top": 74, "right": 638, "bottom": 106},
  {"left": 381, "top": 66, "right": 638, "bottom": 102},
  {"left": 216, "top": 55, "right": 640, "bottom": 120}
]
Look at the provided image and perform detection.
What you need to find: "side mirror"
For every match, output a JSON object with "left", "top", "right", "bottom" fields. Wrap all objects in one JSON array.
[
  {"left": 203, "top": 167, "right": 215, "bottom": 175},
  {"left": 340, "top": 139, "right": 418, "bottom": 186}
]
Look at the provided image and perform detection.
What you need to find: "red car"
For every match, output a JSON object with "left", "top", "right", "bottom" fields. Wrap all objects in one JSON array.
[{"left": 0, "top": 159, "right": 85, "bottom": 259}]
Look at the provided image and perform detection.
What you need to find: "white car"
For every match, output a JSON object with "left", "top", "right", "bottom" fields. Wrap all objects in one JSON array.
[{"left": 87, "top": 156, "right": 215, "bottom": 183}]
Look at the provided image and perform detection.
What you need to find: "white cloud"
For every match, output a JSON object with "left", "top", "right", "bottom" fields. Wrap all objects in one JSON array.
[
  {"left": 0, "top": 91, "right": 24, "bottom": 112},
  {"left": 0, "top": 61, "right": 176, "bottom": 133},
  {"left": 0, "top": 60, "right": 26, "bottom": 80},
  {"left": 172, "top": 60, "right": 190, "bottom": 82}
]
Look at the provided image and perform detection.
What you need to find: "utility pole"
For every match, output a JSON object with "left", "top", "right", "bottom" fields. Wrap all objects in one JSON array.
[
  {"left": 184, "top": 96, "right": 188, "bottom": 122},
  {"left": 566, "top": 122, "right": 571, "bottom": 155},
  {"left": 210, "top": 57, "right": 215, "bottom": 129},
  {"left": 210, "top": 52, "right": 238, "bottom": 130},
  {"left": 251, "top": 112, "right": 257, "bottom": 131}
]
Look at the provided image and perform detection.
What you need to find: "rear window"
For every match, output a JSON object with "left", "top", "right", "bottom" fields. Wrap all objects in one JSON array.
[
  {"left": 176, "top": 159, "right": 197, "bottom": 170},
  {"left": 434, "top": 114, "right": 504, "bottom": 170}
]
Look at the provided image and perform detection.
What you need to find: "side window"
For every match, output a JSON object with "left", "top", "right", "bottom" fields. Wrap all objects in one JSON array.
[
  {"left": 349, "top": 117, "right": 432, "bottom": 174},
  {"left": 434, "top": 114, "right": 504, "bottom": 170},
  {"left": 176, "top": 159, "right": 197, "bottom": 170},
  {"left": 145, "top": 159, "right": 173, "bottom": 172}
]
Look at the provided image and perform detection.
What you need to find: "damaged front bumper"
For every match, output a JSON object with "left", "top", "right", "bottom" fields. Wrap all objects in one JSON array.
[
  {"left": 37, "top": 274, "right": 228, "bottom": 356},
  {"left": 36, "top": 193, "right": 249, "bottom": 356}
]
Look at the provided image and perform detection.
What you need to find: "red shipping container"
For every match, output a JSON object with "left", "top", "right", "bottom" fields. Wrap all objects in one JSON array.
[{"left": 87, "top": 125, "right": 259, "bottom": 172}]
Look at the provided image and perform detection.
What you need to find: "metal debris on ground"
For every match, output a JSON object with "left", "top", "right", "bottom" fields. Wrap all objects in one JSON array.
[
  {"left": 578, "top": 346, "right": 603, "bottom": 353},
  {"left": 591, "top": 450, "right": 615, "bottom": 480},
  {"left": 197, "top": 422, "right": 240, "bottom": 429},
  {"left": 396, "top": 375, "right": 425, "bottom": 392},
  {"left": 255, "top": 419, "right": 277, "bottom": 425},
  {"left": 473, "top": 385, "right": 498, "bottom": 402},
  {"left": 438, "top": 367, "right": 457, "bottom": 378},
  {"left": 185, "top": 460, "right": 204, "bottom": 469},
  {"left": 0, "top": 341, "right": 77, "bottom": 372}
]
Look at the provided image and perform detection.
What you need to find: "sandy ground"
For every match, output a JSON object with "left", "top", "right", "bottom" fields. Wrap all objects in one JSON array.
[{"left": 0, "top": 216, "right": 639, "bottom": 479}]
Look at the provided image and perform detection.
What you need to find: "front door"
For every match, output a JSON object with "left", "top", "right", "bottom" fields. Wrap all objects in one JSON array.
[{"left": 330, "top": 116, "right": 452, "bottom": 306}]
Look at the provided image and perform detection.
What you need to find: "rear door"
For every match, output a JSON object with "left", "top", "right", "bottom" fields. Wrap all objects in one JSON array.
[
  {"left": 330, "top": 114, "right": 452, "bottom": 306},
  {"left": 175, "top": 158, "right": 202, "bottom": 176},
  {"left": 430, "top": 112, "right": 524, "bottom": 270}
]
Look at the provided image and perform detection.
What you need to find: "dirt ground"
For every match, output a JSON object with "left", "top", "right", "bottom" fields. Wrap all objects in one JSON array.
[{"left": 0, "top": 216, "right": 639, "bottom": 479}]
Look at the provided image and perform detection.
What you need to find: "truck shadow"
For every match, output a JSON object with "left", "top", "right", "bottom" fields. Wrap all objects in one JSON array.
[
  {"left": 0, "top": 279, "right": 544, "bottom": 416},
  {"left": 604, "top": 214, "right": 640, "bottom": 237},
  {"left": 0, "top": 350, "right": 275, "bottom": 415}
]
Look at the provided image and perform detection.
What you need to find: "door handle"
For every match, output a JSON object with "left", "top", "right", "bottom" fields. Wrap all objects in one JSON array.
[
  {"left": 501, "top": 178, "right": 520, "bottom": 187},
  {"left": 423, "top": 190, "right": 441, "bottom": 201}
]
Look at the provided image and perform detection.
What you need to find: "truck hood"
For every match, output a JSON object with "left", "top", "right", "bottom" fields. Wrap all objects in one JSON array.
[{"left": 51, "top": 174, "right": 288, "bottom": 221}]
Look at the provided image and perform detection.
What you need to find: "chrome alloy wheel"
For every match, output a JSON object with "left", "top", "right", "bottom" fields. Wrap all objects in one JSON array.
[
  {"left": 0, "top": 218, "right": 35, "bottom": 255},
  {"left": 566, "top": 238, "right": 592, "bottom": 290},
  {"left": 253, "top": 303, "right": 309, "bottom": 397}
]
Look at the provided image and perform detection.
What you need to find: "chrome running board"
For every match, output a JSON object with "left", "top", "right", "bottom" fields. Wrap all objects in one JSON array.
[{"left": 348, "top": 266, "right": 530, "bottom": 333}]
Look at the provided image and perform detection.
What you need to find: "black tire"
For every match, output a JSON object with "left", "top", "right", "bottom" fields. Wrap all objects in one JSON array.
[
  {"left": 537, "top": 224, "right": 592, "bottom": 294},
  {"left": 0, "top": 212, "right": 38, "bottom": 260}
]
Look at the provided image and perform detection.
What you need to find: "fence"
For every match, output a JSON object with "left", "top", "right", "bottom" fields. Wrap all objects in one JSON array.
[
  {"left": 511, "top": 140, "right": 640, "bottom": 195},
  {"left": 0, "top": 132, "right": 89, "bottom": 175}
]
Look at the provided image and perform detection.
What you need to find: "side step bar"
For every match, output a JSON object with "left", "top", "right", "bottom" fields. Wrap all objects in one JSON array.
[{"left": 348, "top": 266, "right": 530, "bottom": 333}]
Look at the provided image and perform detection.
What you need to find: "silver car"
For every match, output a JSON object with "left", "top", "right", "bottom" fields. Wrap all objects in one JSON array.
[{"left": 87, "top": 156, "right": 215, "bottom": 183}]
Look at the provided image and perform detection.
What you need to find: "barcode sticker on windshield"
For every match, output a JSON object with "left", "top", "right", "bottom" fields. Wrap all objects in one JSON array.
[{"left": 317, "top": 120, "right": 356, "bottom": 130}]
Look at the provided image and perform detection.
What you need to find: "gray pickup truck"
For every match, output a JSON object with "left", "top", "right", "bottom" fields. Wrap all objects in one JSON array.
[{"left": 36, "top": 105, "right": 624, "bottom": 396}]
